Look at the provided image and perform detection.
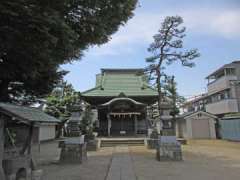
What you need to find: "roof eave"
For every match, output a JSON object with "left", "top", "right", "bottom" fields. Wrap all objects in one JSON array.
[{"left": 180, "top": 111, "right": 217, "bottom": 119}]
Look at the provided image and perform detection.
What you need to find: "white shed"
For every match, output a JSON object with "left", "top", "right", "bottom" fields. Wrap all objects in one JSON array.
[
  {"left": 176, "top": 111, "right": 217, "bottom": 139},
  {"left": 39, "top": 123, "right": 57, "bottom": 141}
]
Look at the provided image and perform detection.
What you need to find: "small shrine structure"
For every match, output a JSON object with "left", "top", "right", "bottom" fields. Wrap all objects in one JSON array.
[{"left": 0, "top": 103, "right": 59, "bottom": 180}]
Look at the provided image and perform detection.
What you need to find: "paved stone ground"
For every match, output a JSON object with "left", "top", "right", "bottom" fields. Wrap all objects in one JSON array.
[
  {"left": 106, "top": 146, "right": 136, "bottom": 180},
  {"left": 33, "top": 141, "right": 113, "bottom": 180},
  {"left": 33, "top": 140, "right": 240, "bottom": 180}
]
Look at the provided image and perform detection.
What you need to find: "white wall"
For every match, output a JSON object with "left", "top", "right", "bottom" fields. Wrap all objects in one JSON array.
[
  {"left": 177, "top": 113, "right": 216, "bottom": 139},
  {"left": 176, "top": 120, "right": 187, "bottom": 138},
  {"left": 207, "top": 75, "right": 237, "bottom": 94},
  {"left": 39, "top": 125, "right": 56, "bottom": 141},
  {"left": 206, "top": 99, "right": 238, "bottom": 115},
  {"left": 188, "top": 114, "right": 216, "bottom": 139}
]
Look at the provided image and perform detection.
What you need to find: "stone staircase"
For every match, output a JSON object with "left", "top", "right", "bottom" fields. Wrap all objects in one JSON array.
[{"left": 100, "top": 138, "right": 145, "bottom": 147}]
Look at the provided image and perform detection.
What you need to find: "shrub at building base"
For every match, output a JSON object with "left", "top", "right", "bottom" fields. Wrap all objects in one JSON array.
[{"left": 84, "top": 133, "right": 99, "bottom": 151}]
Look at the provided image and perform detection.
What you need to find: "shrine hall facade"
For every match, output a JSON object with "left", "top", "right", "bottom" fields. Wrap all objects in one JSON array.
[{"left": 82, "top": 69, "right": 158, "bottom": 136}]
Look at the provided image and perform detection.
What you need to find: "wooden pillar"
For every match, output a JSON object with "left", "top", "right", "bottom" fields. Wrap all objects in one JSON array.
[
  {"left": 0, "top": 116, "right": 6, "bottom": 180},
  {"left": 20, "top": 123, "right": 36, "bottom": 170},
  {"left": 134, "top": 115, "right": 138, "bottom": 135},
  {"left": 20, "top": 123, "right": 33, "bottom": 155},
  {"left": 107, "top": 114, "right": 111, "bottom": 137},
  {"left": 28, "top": 123, "right": 37, "bottom": 170}
]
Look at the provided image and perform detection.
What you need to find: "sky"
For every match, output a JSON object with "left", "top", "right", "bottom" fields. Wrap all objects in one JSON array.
[{"left": 62, "top": 0, "right": 240, "bottom": 99}]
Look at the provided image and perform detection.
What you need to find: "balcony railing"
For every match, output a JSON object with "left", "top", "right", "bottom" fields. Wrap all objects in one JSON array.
[{"left": 206, "top": 99, "right": 238, "bottom": 115}]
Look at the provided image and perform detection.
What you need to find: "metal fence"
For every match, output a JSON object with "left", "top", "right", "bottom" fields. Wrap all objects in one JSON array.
[{"left": 220, "top": 118, "right": 240, "bottom": 141}]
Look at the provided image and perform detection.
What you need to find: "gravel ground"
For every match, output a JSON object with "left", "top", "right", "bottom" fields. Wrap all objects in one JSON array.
[
  {"left": 130, "top": 140, "right": 240, "bottom": 180},
  {"left": 33, "top": 140, "right": 240, "bottom": 180}
]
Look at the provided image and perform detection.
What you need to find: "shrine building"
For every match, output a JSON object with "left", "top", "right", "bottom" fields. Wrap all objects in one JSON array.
[{"left": 82, "top": 69, "right": 158, "bottom": 136}]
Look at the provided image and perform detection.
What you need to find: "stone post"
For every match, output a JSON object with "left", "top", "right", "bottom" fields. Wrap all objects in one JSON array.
[
  {"left": 107, "top": 114, "right": 111, "bottom": 136},
  {"left": 134, "top": 115, "right": 138, "bottom": 135}
]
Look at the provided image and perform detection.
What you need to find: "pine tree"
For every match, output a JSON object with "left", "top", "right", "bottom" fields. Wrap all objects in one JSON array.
[
  {"left": 164, "top": 76, "right": 186, "bottom": 133},
  {"left": 146, "top": 16, "right": 200, "bottom": 134}
]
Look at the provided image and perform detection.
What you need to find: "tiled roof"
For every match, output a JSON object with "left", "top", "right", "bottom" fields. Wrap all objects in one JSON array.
[
  {"left": 82, "top": 69, "right": 158, "bottom": 97},
  {"left": 0, "top": 103, "right": 60, "bottom": 123}
]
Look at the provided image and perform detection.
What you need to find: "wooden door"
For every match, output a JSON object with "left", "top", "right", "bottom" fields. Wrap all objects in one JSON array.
[{"left": 111, "top": 117, "right": 134, "bottom": 135}]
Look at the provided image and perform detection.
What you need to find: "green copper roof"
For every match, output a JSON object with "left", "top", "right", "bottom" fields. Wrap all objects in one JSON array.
[{"left": 82, "top": 69, "right": 158, "bottom": 97}]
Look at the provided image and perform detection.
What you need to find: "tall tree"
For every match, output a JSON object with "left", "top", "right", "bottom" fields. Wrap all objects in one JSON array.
[
  {"left": 0, "top": 0, "right": 137, "bottom": 102},
  {"left": 146, "top": 16, "right": 200, "bottom": 134},
  {"left": 44, "top": 81, "right": 80, "bottom": 137},
  {"left": 79, "top": 104, "right": 94, "bottom": 136},
  {"left": 163, "top": 76, "right": 186, "bottom": 132}
]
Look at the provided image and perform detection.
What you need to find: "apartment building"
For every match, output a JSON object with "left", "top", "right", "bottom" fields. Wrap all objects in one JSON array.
[{"left": 183, "top": 61, "right": 240, "bottom": 117}]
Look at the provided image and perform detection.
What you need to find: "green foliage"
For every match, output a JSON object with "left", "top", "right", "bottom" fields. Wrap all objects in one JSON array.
[
  {"left": 145, "top": 16, "right": 199, "bottom": 124},
  {"left": 0, "top": 0, "right": 137, "bottom": 102},
  {"left": 44, "top": 82, "right": 80, "bottom": 122},
  {"left": 80, "top": 104, "right": 93, "bottom": 135},
  {"left": 146, "top": 16, "right": 200, "bottom": 67},
  {"left": 164, "top": 76, "right": 185, "bottom": 117}
]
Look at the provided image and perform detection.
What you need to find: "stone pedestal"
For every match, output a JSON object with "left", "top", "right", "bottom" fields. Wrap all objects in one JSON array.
[
  {"left": 147, "top": 139, "right": 158, "bottom": 149},
  {"left": 156, "top": 136, "right": 182, "bottom": 161},
  {"left": 59, "top": 139, "right": 87, "bottom": 164},
  {"left": 86, "top": 139, "right": 99, "bottom": 151},
  {"left": 156, "top": 143, "right": 182, "bottom": 161}
]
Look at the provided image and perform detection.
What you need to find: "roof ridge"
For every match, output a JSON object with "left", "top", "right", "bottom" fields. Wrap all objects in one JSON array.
[
  {"left": 0, "top": 102, "right": 41, "bottom": 112},
  {"left": 142, "top": 82, "right": 157, "bottom": 91},
  {"left": 0, "top": 103, "right": 60, "bottom": 123},
  {"left": 81, "top": 86, "right": 101, "bottom": 95}
]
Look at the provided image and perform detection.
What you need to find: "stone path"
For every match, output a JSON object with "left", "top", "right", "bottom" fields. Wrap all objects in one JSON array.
[{"left": 106, "top": 146, "right": 137, "bottom": 180}]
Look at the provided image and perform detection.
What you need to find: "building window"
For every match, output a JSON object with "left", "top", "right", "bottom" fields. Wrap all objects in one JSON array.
[
  {"left": 220, "top": 93, "right": 225, "bottom": 100},
  {"left": 225, "top": 68, "right": 236, "bottom": 76}
]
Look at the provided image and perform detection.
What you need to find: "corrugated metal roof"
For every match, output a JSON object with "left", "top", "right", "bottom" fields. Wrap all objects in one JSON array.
[
  {"left": 82, "top": 69, "right": 158, "bottom": 97},
  {"left": 0, "top": 103, "right": 60, "bottom": 123}
]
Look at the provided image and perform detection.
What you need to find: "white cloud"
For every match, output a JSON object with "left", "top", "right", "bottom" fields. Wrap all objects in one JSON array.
[
  {"left": 87, "top": 8, "right": 240, "bottom": 56},
  {"left": 182, "top": 9, "right": 240, "bottom": 38},
  {"left": 211, "top": 11, "right": 240, "bottom": 38}
]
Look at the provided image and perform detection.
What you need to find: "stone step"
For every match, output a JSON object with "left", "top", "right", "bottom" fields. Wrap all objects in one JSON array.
[{"left": 100, "top": 139, "right": 145, "bottom": 147}]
